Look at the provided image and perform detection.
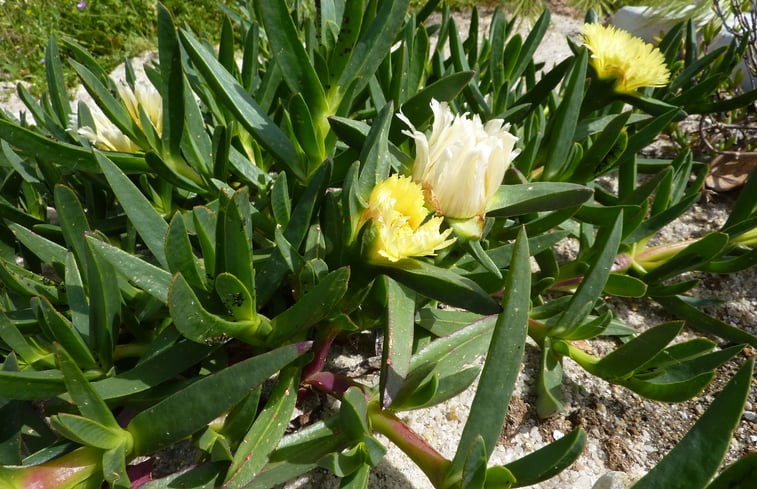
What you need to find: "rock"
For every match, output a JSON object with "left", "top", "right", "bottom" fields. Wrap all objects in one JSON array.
[{"left": 592, "top": 471, "right": 638, "bottom": 489}]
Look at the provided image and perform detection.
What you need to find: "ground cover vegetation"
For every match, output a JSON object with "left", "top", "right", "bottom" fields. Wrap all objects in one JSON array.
[{"left": 0, "top": 0, "right": 755, "bottom": 488}]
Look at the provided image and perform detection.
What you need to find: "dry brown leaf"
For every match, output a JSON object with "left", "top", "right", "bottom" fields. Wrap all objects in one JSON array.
[{"left": 705, "top": 152, "right": 757, "bottom": 192}]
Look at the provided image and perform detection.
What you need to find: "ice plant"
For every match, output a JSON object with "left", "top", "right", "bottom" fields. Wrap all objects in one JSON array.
[
  {"left": 362, "top": 174, "right": 455, "bottom": 263},
  {"left": 400, "top": 100, "right": 518, "bottom": 224},
  {"left": 581, "top": 23, "right": 670, "bottom": 93},
  {"left": 77, "top": 81, "right": 162, "bottom": 152},
  {"left": 0, "top": 447, "right": 102, "bottom": 489},
  {"left": 117, "top": 80, "right": 163, "bottom": 136}
]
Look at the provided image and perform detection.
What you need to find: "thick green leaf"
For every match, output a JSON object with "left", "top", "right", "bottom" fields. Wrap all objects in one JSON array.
[
  {"left": 240, "top": 419, "right": 349, "bottom": 488},
  {"left": 0, "top": 370, "right": 74, "bottom": 400},
  {"left": 505, "top": 428, "right": 586, "bottom": 487},
  {"left": 157, "top": 3, "right": 184, "bottom": 158},
  {"left": 358, "top": 102, "right": 393, "bottom": 203},
  {"left": 705, "top": 453, "right": 757, "bottom": 489},
  {"left": 103, "top": 441, "right": 130, "bottom": 489},
  {"left": 603, "top": 274, "right": 647, "bottom": 297},
  {"left": 550, "top": 212, "right": 622, "bottom": 336},
  {"left": 454, "top": 230, "right": 529, "bottom": 469},
  {"left": 224, "top": 368, "right": 299, "bottom": 489},
  {"left": 339, "top": 386, "right": 371, "bottom": 441},
  {"left": 166, "top": 213, "right": 207, "bottom": 290},
  {"left": 0, "top": 121, "right": 147, "bottom": 173},
  {"left": 215, "top": 273, "right": 256, "bottom": 322},
  {"left": 630, "top": 359, "right": 754, "bottom": 489},
  {"left": 45, "top": 37, "right": 71, "bottom": 129},
  {"left": 169, "top": 272, "right": 268, "bottom": 345},
  {"left": 589, "top": 322, "right": 683, "bottom": 379},
  {"left": 0, "top": 311, "right": 50, "bottom": 366},
  {"left": 330, "top": 0, "right": 410, "bottom": 111},
  {"left": 460, "top": 435, "right": 487, "bottom": 489},
  {"left": 36, "top": 297, "right": 96, "bottom": 369},
  {"left": 654, "top": 296, "right": 757, "bottom": 347},
  {"left": 541, "top": 49, "right": 587, "bottom": 181},
  {"left": 140, "top": 463, "right": 226, "bottom": 489},
  {"left": 49, "top": 413, "right": 124, "bottom": 450},
  {"left": 415, "top": 308, "right": 483, "bottom": 337},
  {"left": 84, "top": 235, "right": 121, "bottom": 369},
  {"left": 56, "top": 345, "right": 117, "bottom": 430},
  {"left": 266, "top": 266, "right": 350, "bottom": 345},
  {"left": 55, "top": 183, "right": 91, "bottom": 275},
  {"left": 65, "top": 252, "right": 90, "bottom": 344},
  {"left": 487, "top": 183, "right": 593, "bottom": 217},
  {"left": 127, "top": 341, "right": 310, "bottom": 455},
  {"left": 7, "top": 222, "right": 67, "bottom": 266},
  {"left": 179, "top": 30, "right": 302, "bottom": 180},
  {"left": 642, "top": 233, "right": 729, "bottom": 284},
  {"left": 511, "top": 9, "right": 550, "bottom": 81},
  {"left": 537, "top": 341, "right": 564, "bottom": 418},
  {"left": 383, "top": 259, "right": 500, "bottom": 315},
  {"left": 259, "top": 0, "right": 326, "bottom": 117},
  {"left": 75, "top": 339, "right": 214, "bottom": 402},
  {"left": 88, "top": 236, "right": 172, "bottom": 304},
  {"left": 216, "top": 187, "right": 254, "bottom": 291},
  {"left": 95, "top": 150, "right": 168, "bottom": 268},
  {"left": 380, "top": 276, "right": 415, "bottom": 408}
]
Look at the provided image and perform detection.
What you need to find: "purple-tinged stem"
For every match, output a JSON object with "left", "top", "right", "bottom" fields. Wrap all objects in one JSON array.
[
  {"left": 369, "top": 404, "right": 449, "bottom": 488},
  {"left": 305, "top": 371, "right": 363, "bottom": 398},
  {"left": 0, "top": 446, "right": 101, "bottom": 489},
  {"left": 302, "top": 327, "right": 340, "bottom": 381}
]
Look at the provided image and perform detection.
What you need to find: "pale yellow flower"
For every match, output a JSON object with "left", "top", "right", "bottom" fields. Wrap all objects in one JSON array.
[
  {"left": 77, "top": 80, "right": 162, "bottom": 152},
  {"left": 400, "top": 99, "right": 518, "bottom": 220},
  {"left": 581, "top": 23, "right": 670, "bottom": 94},
  {"left": 117, "top": 80, "right": 163, "bottom": 136},
  {"left": 363, "top": 174, "right": 455, "bottom": 263},
  {"left": 77, "top": 110, "right": 141, "bottom": 153}
]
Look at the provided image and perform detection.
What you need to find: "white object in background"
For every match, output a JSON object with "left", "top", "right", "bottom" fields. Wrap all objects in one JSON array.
[{"left": 612, "top": 5, "right": 756, "bottom": 90}]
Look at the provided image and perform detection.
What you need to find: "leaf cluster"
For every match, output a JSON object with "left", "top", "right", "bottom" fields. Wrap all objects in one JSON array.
[{"left": 0, "top": 1, "right": 755, "bottom": 488}]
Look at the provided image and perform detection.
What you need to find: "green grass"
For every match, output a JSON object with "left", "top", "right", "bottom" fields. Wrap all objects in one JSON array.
[{"left": 0, "top": 0, "right": 228, "bottom": 94}]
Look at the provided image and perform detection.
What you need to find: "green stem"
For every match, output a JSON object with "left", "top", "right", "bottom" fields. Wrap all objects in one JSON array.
[
  {"left": 552, "top": 340, "right": 599, "bottom": 374},
  {"left": 369, "top": 403, "right": 449, "bottom": 488}
]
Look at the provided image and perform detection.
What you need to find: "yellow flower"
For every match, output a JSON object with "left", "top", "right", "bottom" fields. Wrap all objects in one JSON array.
[
  {"left": 581, "top": 23, "right": 670, "bottom": 94},
  {"left": 363, "top": 174, "right": 455, "bottom": 263},
  {"left": 400, "top": 99, "right": 518, "bottom": 220},
  {"left": 76, "top": 81, "right": 162, "bottom": 152}
]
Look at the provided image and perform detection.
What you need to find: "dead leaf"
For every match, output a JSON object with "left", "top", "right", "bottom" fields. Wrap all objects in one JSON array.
[{"left": 705, "top": 152, "right": 757, "bottom": 192}]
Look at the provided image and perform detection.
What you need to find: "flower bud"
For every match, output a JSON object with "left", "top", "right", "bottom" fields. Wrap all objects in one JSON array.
[{"left": 400, "top": 99, "right": 518, "bottom": 220}]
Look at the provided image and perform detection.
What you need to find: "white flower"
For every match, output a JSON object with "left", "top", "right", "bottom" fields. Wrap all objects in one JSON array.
[
  {"left": 76, "top": 80, "right": 162, "bottom": 153},
  {"left": 400, "top": 99, "right": 518, "bottom": 220},
  {"left": 117, "top": 80, "right": 163, "bottom": 136},
  {"left": 77, "top": 110, "right": 141, "bottom": 153}
]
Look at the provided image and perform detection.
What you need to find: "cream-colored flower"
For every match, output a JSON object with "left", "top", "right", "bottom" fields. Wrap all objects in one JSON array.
[
  {"left": 400, "top": 99, "right": 518, "bottom": 220},
  {"left": 76, "top": 80, "right": 162, "bottom": 152},
  {"left": 77, "top": 110, "right": 141, "bottom": 153},
  {"left": 363, "top": 174, "right": 455, "bottom": 263},
  {"left": 117, "top": 80, "right": 163, "bottom": 136},
  {"left": 581, "top": 23, "right": 670, "bottom": 94}
]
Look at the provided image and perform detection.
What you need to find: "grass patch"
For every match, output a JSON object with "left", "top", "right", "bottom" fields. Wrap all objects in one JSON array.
[{"left": 0, "top": 0, "right": 228, "bottom": 94}]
